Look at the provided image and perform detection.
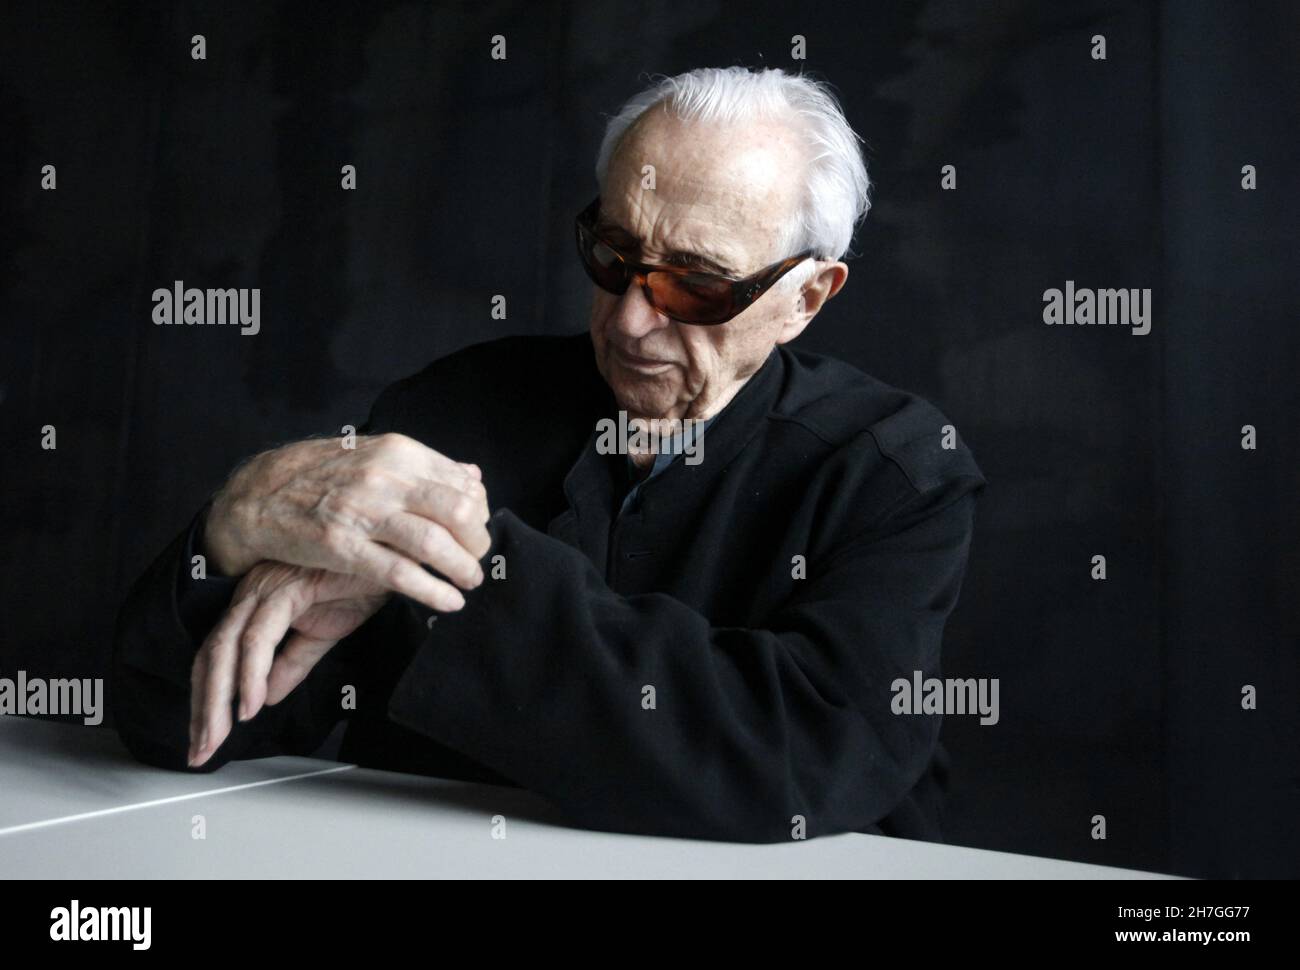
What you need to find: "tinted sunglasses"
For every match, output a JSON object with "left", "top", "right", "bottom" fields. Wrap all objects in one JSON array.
[{"left": 575, "top": 197, "right": 815, "bottom": 325}]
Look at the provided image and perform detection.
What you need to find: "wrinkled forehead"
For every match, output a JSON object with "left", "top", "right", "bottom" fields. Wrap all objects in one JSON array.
[{"left": 601, "top": 110, "right": 806, "bottom": 271}]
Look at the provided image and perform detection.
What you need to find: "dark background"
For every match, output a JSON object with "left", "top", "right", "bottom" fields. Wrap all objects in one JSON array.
[{"left": 2, "top": 0, "right": 1297, "bottom": 879}]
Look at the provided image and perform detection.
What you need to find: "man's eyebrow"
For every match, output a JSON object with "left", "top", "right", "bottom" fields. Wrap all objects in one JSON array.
[
  {"left": 664, "top": 249, "right": 736, "bottom": 276},
  {"left": 595, "top": 216, "right": 738, "bottom": 277}
]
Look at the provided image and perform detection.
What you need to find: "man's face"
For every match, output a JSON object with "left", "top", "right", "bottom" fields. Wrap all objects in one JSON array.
[{"left": 588, "top": 110, "right": 813, "bottom": 422}]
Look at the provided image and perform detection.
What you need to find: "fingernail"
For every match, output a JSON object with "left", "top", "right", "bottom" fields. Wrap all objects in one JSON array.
[
  {"left": 473, "top": 566, "right": 484, "bottom": 585},
  {"left": 450, "top": 591, "right": 466, "bottom": 610}
]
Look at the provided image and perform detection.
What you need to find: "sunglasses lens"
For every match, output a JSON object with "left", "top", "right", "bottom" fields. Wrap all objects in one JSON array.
[
  {"left": 577, "top": 226, "right": 630, "bottom": 294},
  {"left": 576, "top": 212, "right": 739, "bottom": 323},
  {"left": 647, "top": 271, "right": 734, "bottom": 324}
]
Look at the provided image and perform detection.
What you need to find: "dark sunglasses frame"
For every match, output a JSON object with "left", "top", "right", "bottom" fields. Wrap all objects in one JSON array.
[{"left": 575, "top": 197, "right": 816, "bottom": 325}]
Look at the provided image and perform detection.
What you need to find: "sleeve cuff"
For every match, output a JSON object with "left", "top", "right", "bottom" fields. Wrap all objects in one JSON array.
[{"left": 176, "top": 500, "right": 239, "bottom": 641}]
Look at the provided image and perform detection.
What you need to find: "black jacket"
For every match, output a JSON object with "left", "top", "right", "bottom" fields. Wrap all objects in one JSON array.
[{"left": 112, "top": 333, "right": 986, "bottom": 843}]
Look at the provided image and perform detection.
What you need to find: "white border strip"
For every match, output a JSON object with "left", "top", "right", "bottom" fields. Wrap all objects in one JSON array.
[{"left": 0, "top": 764, "right": 357, "bottom": 837}]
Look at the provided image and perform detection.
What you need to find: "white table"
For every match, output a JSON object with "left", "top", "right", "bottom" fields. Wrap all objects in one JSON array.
[{"left": 0, "top": 717, "right": 1179, "bottom": 879}]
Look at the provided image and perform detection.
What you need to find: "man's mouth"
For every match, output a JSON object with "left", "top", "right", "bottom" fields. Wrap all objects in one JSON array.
[{"left": 613, "top": 347, "right": 674, "bottom": 374}]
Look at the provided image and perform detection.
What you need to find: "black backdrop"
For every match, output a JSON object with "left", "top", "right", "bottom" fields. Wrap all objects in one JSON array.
[{"left": 2, "top": 0, "right": 1297, "bottom": 879}]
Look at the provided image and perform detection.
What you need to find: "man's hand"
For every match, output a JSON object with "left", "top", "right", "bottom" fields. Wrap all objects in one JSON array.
[
  {"left": 188, "top": 561, "right": 391, "bottom": 767},
  {"left": 203, "top": 433, "right": 490, "bottom": 612}
]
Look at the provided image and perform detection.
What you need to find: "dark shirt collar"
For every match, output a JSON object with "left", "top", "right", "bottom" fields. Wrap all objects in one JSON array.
[{"left": 554, "top": 345, "right": 785, "bottom": 561}]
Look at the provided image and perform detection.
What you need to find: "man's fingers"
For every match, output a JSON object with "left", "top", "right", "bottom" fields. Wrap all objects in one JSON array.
[
  {"left": 342, "top": 536, "right": 467, "bottom": 612},
  {"left": 375, "top": 434, "right": 483, "bottom": 494},
  {"left": 411, "top": 443, "right": 487, "bottom": 501},
  {"left": 406, "top": 481, "right": 492, "bottom": 560},
  {"left": 264, "top": 632, "right": 338, "bottom": 707},
  {"left": 187, "top": 650, "right": 209, "bottom": 766},
  {"left": 374, "top": 510, "right": 485, "bottom": 589},
  {"left": 235, "top": 587, "right": 302, "bottom": 723},
  {"left": 189, "top": 595, "right": 258, "bottom": 767}
]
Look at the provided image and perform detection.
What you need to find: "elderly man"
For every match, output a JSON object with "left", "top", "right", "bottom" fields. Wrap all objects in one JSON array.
[{"left": 113, "top": 66, "right": 985, "bottom": 843}]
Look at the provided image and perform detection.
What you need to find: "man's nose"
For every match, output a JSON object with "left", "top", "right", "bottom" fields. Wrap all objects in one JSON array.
[{"left": 611, "top": 280, "right": 671, "bottom": 340}]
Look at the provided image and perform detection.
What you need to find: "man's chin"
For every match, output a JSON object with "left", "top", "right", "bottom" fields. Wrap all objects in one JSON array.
[{"left": 610, "top": 380, "right": 679, "bottom": 420}]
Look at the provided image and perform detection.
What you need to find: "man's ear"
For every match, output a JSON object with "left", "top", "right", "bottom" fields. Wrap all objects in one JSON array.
[{"left": 777, "top": 260, "right": 849, "bottom": 344}]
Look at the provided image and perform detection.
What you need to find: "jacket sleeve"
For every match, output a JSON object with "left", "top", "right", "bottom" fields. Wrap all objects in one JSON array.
[
  {"left": 384, "top": 475, "right": 982, "bottom": 842},
  {"left": 109, "top": 380, "right": 414, "bottom": 772}
]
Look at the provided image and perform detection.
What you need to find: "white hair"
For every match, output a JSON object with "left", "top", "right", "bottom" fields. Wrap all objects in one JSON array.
[{"left": 594, "top": 66, "right": 871, "bottom": 264}]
